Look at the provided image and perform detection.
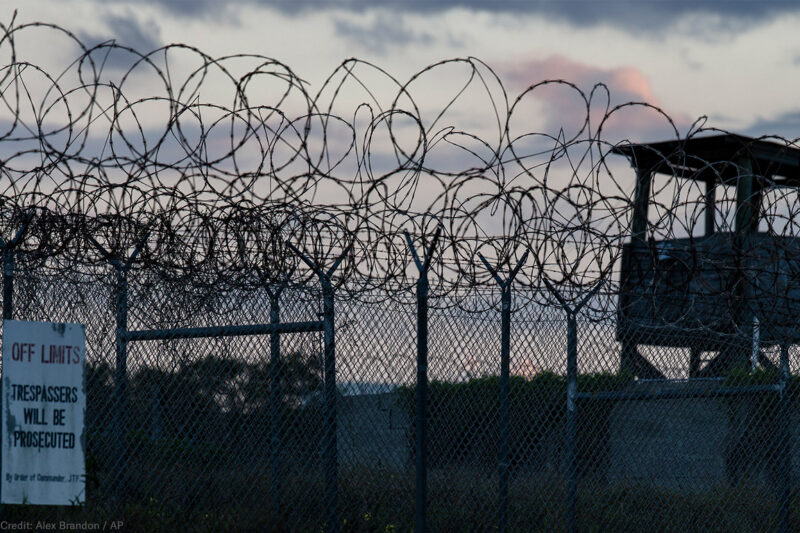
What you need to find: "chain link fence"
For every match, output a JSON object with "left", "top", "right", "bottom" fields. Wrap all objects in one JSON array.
[
  {"left": 0, "top": 251, "right": 795, "bottom": 532},
  {"left": 1, "top": 17, "right": 800, "bottom": 532}
]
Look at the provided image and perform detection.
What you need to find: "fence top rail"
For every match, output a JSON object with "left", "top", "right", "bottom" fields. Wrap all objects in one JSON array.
[
  {"left": 576, "top": 383, "right": 782, "bottom": 402},
  {"left": 122, "top": 321, "right": 324, "bottom": 342}
]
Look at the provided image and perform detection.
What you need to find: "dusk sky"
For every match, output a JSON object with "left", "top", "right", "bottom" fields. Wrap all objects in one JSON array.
[
  {"left": 4, "top": 0, "right": 800, "bottom": 253},
  {"left": 2, "top": 5, "right": 795, "bottom": 372},
  {"left": 9, "top": 0, "right": 800, "bottom": 140}
]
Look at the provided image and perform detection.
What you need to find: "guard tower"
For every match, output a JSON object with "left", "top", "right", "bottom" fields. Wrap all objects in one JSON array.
[{"left": 613, "top": 133, "right": 800, "bottom": 378}]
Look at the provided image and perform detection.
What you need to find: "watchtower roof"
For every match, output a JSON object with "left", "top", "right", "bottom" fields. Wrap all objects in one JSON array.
[{"left": 611, "top": 133, "right": 800, "bottom": 186}]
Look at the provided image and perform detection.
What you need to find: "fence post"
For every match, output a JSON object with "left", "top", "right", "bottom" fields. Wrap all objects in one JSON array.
[
  {"left": 0, "top": 213, "right": 33, "bottom": 511},
  {"left": 779, "top": 342, "right": 791, "bottom": 533},
  {"left": 113, "top": 261, "right": 129, "bottom": 499},
  {"left": 87, "top": 232, "right": 148, "bottom": 502},
  {"left": 415, "top": 263, "right": 429, "bottom": 533},
  {"left": 565, "top": 310, "right": 578, "bottom": 533},
  {"left": 285, "top": 242, "right": 350, "bottom": 533},
  {"left": 268, "top": 287, "right": 283, "bottom": 520},
  {"left": 321, "top": 275, "right": 337, "bottom": 532},
  {"left": 542, "top": 279, "right": 603, "bottom": 533},
  {"left": 0, "top": 213, "right": 33, "bottom": 320},
  {"left": 2, "top": 247, "right": 13, "bottom": 321},
  {"left": 477, "top": 251, "right": 528, "bottom": 533},
  {"left": 405, "top": 227, "right": 441, "bottom": 533}
]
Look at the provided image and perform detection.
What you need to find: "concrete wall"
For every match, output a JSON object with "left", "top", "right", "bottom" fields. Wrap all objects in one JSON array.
[
  {"left": 336, "top": 382, "right": 800, "bottom": 489},
  {"left": 337, "top": 392, "right": 409, "bottom": 468},
  {"left": 609, "top": 381, "right": 800, "bottom": 489},
  {"left": 607, "top": 381, "right": 730, "bottom": 488}
]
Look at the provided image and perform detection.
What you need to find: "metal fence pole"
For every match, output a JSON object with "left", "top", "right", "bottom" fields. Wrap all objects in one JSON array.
[
  {"left": 477, "top": 251, "right": 528, "bottom": 533},
  {"left": 499, "top": 284, "right": 511, "bottom": 530},
  {"left": 0, "top": 214, "right": 33, "bottom": 511},
  {"left": 2, "top": 247, "right": 14, "bottom": 321},
  {"left": 321, "top": 276, "right": 338, "bottom": 533},
  {"left": 405, "top": 228, "right": 441, "bottom": 533},
  {"left": 779, "top": 342, "right": 791, "bottom": 533},
  {"left": 415, "top": 268, "right": 429, "bottom": 533},
  {"left": 0, "top": 242, "right": 9, "bottom": 513},
  {"left": 284, "top": 242, "right": 350, "bottom": 533},
  {"left": 268, "top": 289, "right": 282, "bottom": 520},
  {"left": 114, "top": 263, "right": 129, "bottom": 499},
  {"left": 565, "top": 310, "right": 578, "bottom": 533},
  {"left": 87, "top": 233, "right": 148, "bottom": 502},
  {"left": 0, "top": 214, "right": 33, "bottom": 321},
  {"left": 542, "top": 279, "right": 603, "bottom": 533}
]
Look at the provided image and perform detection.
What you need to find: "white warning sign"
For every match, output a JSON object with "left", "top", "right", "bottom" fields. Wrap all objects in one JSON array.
[{"left": 2, "top": 320, "right": 86, "bottom": 505}]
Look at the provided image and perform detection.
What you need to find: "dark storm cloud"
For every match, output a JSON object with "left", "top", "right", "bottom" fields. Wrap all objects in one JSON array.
[
  {"left": 141, "top": 0, "right": 800, "bottom": 32},
  {"left": 744, "top": 111, "right": 800, "bottom": 141},
  {"left": 102, "top": 12, "right": 161, "bottom": 51},
  {"left": 77, "top": 11, "right": 162, "bottom": 70},
  {"left": 80, "top": 11, "right": 161, "bottom": 52},
  {"left": 333, "top": 13, "right": 436, "bottom": 54}
]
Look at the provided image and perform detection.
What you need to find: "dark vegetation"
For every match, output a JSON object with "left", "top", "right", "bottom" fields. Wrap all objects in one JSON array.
[
  {"left": 398, "top": 371, "right": 633, "bottom": 478},
  {"left": 85, "top": 352, "right": 326, "bottom": 484},
  {"left": 4, "top": 362, "right": 799, "bottom": 531}
]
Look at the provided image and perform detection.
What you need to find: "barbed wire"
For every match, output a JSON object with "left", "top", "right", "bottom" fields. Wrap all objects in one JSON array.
[{"left": 2, "top": 16, "right": 800, "bottom": 337}]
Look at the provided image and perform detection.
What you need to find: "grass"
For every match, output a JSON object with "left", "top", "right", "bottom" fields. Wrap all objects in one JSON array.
[{"left": 1, "top": 463, "right": 795, "bottom": 532}]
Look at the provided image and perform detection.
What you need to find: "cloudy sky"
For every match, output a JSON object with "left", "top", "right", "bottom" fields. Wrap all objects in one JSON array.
[
  {"left": 8, "top": 0, "right": 800, "bottom": 140},
  {"left": 3, "top": 2, "right": 800, "bottom": 292},
  {"left": 4, "top": 0, "right": 800, "bottom": 237}
]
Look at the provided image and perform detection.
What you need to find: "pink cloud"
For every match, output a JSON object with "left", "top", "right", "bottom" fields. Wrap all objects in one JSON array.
[
  {"left": 608, "top": 66, "right": 658, "bottom": 104},
  {"left": 501, "top": 54, "right": 658, "bottom": 105},
  {"left": 498, "top": 54, "right": 693, "bottom": 145}
]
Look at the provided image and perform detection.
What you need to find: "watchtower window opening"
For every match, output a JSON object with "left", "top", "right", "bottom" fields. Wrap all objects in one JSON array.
[
  {"left": 760, "top": 184, "right": 799, "bottom": 236},
  {"left": 647, "top": 175, "right": 708, "bottom": 239},
  {"left": 713, "top": 183, "right": 737, "bottom": 234}
]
